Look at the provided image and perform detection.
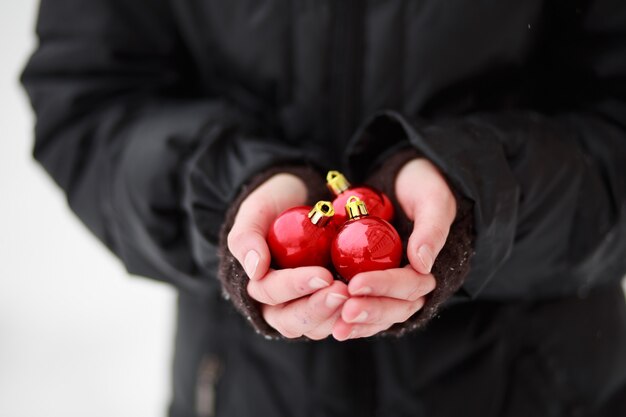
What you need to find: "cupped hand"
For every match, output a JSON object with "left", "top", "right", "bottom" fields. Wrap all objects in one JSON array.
[
  {"left": 227, "top": 173, "right": 348, "bottom": 339},
  {"left": 333, "top": 158, "right": 457, "bottom": 340}
]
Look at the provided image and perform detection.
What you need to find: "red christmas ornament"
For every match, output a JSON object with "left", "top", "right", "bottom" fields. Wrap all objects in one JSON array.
[
  {"left": 331, "top": 196, "right": 402, "bottom": 281},
  {"left": 267, "top": 201, "right": 336, "bottom": 269},
  {"left": 326, "top": 171, "right": 394, "bottom": 224}
]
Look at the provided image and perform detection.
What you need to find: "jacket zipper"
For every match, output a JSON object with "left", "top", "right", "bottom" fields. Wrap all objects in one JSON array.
[{"left": 195, "top": 354, "right": 223, "bottom": 417}]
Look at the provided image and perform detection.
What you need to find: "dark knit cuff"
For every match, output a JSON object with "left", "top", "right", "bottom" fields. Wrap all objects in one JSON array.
[
  {"left": 217, "top": 165, "right": 327, "bottom": 339},
  {"left": 364, "top": 149, "right": 475, "bottom": 337}
]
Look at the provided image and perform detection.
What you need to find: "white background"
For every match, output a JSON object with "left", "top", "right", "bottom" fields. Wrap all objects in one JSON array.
[{"left": 0, "top": 1, "right": 176, "bottom": 416}]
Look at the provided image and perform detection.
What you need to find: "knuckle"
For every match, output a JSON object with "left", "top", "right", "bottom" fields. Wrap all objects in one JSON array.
[
  {"left": 247, "top": 281, "right": 260, "bottom": 302},
  {"left": 262, "top": 308, "right": 279, "bottom": 330},
  {"left": 251, "top": 280, "right": 280, "bottom": 306},
  {"left": 306, "top": 306, "right": 327, "bottom": 325},
  {"left": 428, "top": 223, "right": 449, "bottom": 245},
  {"left": 309, "top": 305, "right": 335, "bottom": 327},
  {"left": 402, "top": 299, "right": 425, "bottom": 322},
  {"left": 277, "top": 319, "right": 302, "bottom": 339},
  {"left": 265, "top": 310, "right": 299, "bottom": 339},
  {"left": 260, "top": 284, "right": 280, "bottom": 306},
  {"left": 406, "top": 276, "right": 435, "bottom": 301},
  {"left": 395, "top": 302, "right": 418, "bottom": 324},
  {"left": 417, "top": 223, "right": 448, "bottom": 253},
  {"left": 369, "top": 309, "right": 383, "bottom": 325},
  {"left": 425, "top": 276, "right": 437, "bottom": 293},
  {"left": 405, "top": 284, "right": 423, "bottom": 302}
]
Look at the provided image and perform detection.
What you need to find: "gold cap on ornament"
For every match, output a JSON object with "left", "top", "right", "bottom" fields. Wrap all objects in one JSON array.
[
  {"left": 345, "top": 196, "right": 368, "bottom": 220},
  {"left": 308, "top": 201, "right": 335, "bottom": 226},
  {"left": 326, "top": 170, "right": 351, "bottom": 195}
]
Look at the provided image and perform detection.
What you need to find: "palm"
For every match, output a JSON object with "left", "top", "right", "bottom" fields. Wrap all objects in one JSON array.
[{"left": 331, "top": 158, "right": 456, "bottom": 340}]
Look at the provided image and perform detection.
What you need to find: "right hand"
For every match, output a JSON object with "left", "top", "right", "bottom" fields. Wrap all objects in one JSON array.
[{"left": 227, "top": 173, "right": 349, "bottom": 340}]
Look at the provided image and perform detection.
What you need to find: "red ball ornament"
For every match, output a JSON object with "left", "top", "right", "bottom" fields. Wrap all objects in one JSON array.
[
  {"left": 331, "top": 196, "right": 402, "bottom": 281},
  {"left": 326, "top": 171, "right": 394, "bottom": 224},
  {"left": 267, "top": 201, "right": 336, "bottom": 269}
]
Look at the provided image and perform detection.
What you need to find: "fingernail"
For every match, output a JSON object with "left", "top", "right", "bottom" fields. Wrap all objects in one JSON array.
[
  {"left": 244, "top": 250, "right": 260, "bottom": 278},
  {"left": 417, "top": 245, "right": 434, "bottom": 273},
  {"left": 326, "top": 293, "right": 348, "bottom": 309},
  {"left": 350, "top": 311, "right": 368, "bottom": 323},
  {"left": 348, "top": 329, "right": 358, "bottom": 339},
  {"left": 351, "top": 286, "right": 372, "bottom": 296},
  {"left": 309, "top": 276, "right": 330, "bottom": 290}
]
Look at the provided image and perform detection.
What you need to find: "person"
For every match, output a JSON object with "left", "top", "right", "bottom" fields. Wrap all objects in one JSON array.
[{"left": 22, "top": 0, "right": 626, "bottom": 416}]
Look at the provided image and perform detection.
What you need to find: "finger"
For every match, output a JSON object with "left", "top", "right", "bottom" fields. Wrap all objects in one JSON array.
[
  {"left": 340, "top": 296, "right": 426, "bottom": 326},
  {"left": 247, "top": 266, "right": 334, "bottom": 305},
  {"left": 348, "top": 266, "right": 436, "bottom": 301},
  {"left": 396, "top": 159, "right": 456, "bottom": 274},
  {"left": 228, "top": 174, "right": 307, "bottom": 280},
  {"left": 262, "top": 281, "right": 349, "bottom": 339},
  {"left": 303, "top": 308, "right": 344, "bottom": 340},
  {"left": 332, "top": 317, "right": 355, "bottom": 340},
  {"left": 332, "top": 318, "right": 394, "bottom": 341},
  {"left": 332, "top": 293, "right": 427, "bottom": 341},
  {"left": 407, "top": 219, "right": 451, "bottom": 275}
]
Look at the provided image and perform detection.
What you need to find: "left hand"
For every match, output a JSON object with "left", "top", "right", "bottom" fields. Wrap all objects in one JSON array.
[
  {"left": 332, "top": 158, "right": 457, "bottom": 340},
  {"left": 227, "top": 173, "right": 348, "bottom": 339}
]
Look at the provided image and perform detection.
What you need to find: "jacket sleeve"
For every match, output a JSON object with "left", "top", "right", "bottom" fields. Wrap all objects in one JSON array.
[
  {"left": 345, "top": 0, "right": 626, "bottom": 300},
  {"left": 21, "top": 0, "right": 309, "bottom": 295}
]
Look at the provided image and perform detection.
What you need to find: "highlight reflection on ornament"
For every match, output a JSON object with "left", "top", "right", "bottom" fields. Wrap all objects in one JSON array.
[
  {"left": 331, "top": 196, "right": 402, "bottom": 280},
  {"left": 267, "top": 201, "right": 337, "bottom": 269}
]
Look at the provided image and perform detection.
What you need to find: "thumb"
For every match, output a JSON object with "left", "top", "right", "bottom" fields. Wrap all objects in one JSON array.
[
  {"left": 395, "top": 159, "right": 457, "bottom": 275},
  {"left": 227, "top": 173, "right": 307, "bottom": 280}
]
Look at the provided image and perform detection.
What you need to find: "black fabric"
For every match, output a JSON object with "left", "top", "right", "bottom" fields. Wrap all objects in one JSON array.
[
  {"left": 22, "top": 0, "right": 626, "bottom": 416},
  {"left": 172, "top": 282, "right": 626, "bottom": 417}
]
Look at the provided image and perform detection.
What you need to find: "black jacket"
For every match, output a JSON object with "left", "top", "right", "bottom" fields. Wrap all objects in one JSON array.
[{"left": 22, "top": 1, "right": 626, "bottom": 416}]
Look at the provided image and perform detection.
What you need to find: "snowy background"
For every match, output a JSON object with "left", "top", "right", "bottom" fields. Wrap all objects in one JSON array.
[{"left": 0, "top": 1, "right": 176, "bottom": 416}]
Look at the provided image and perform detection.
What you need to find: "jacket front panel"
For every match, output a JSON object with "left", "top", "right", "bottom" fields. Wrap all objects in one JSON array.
[
  {"left": 172, "top": 283, "right": 626, "bottom": 417},
  {"left": 175, "top": 0, "right": 545, "bottom": 146}
]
